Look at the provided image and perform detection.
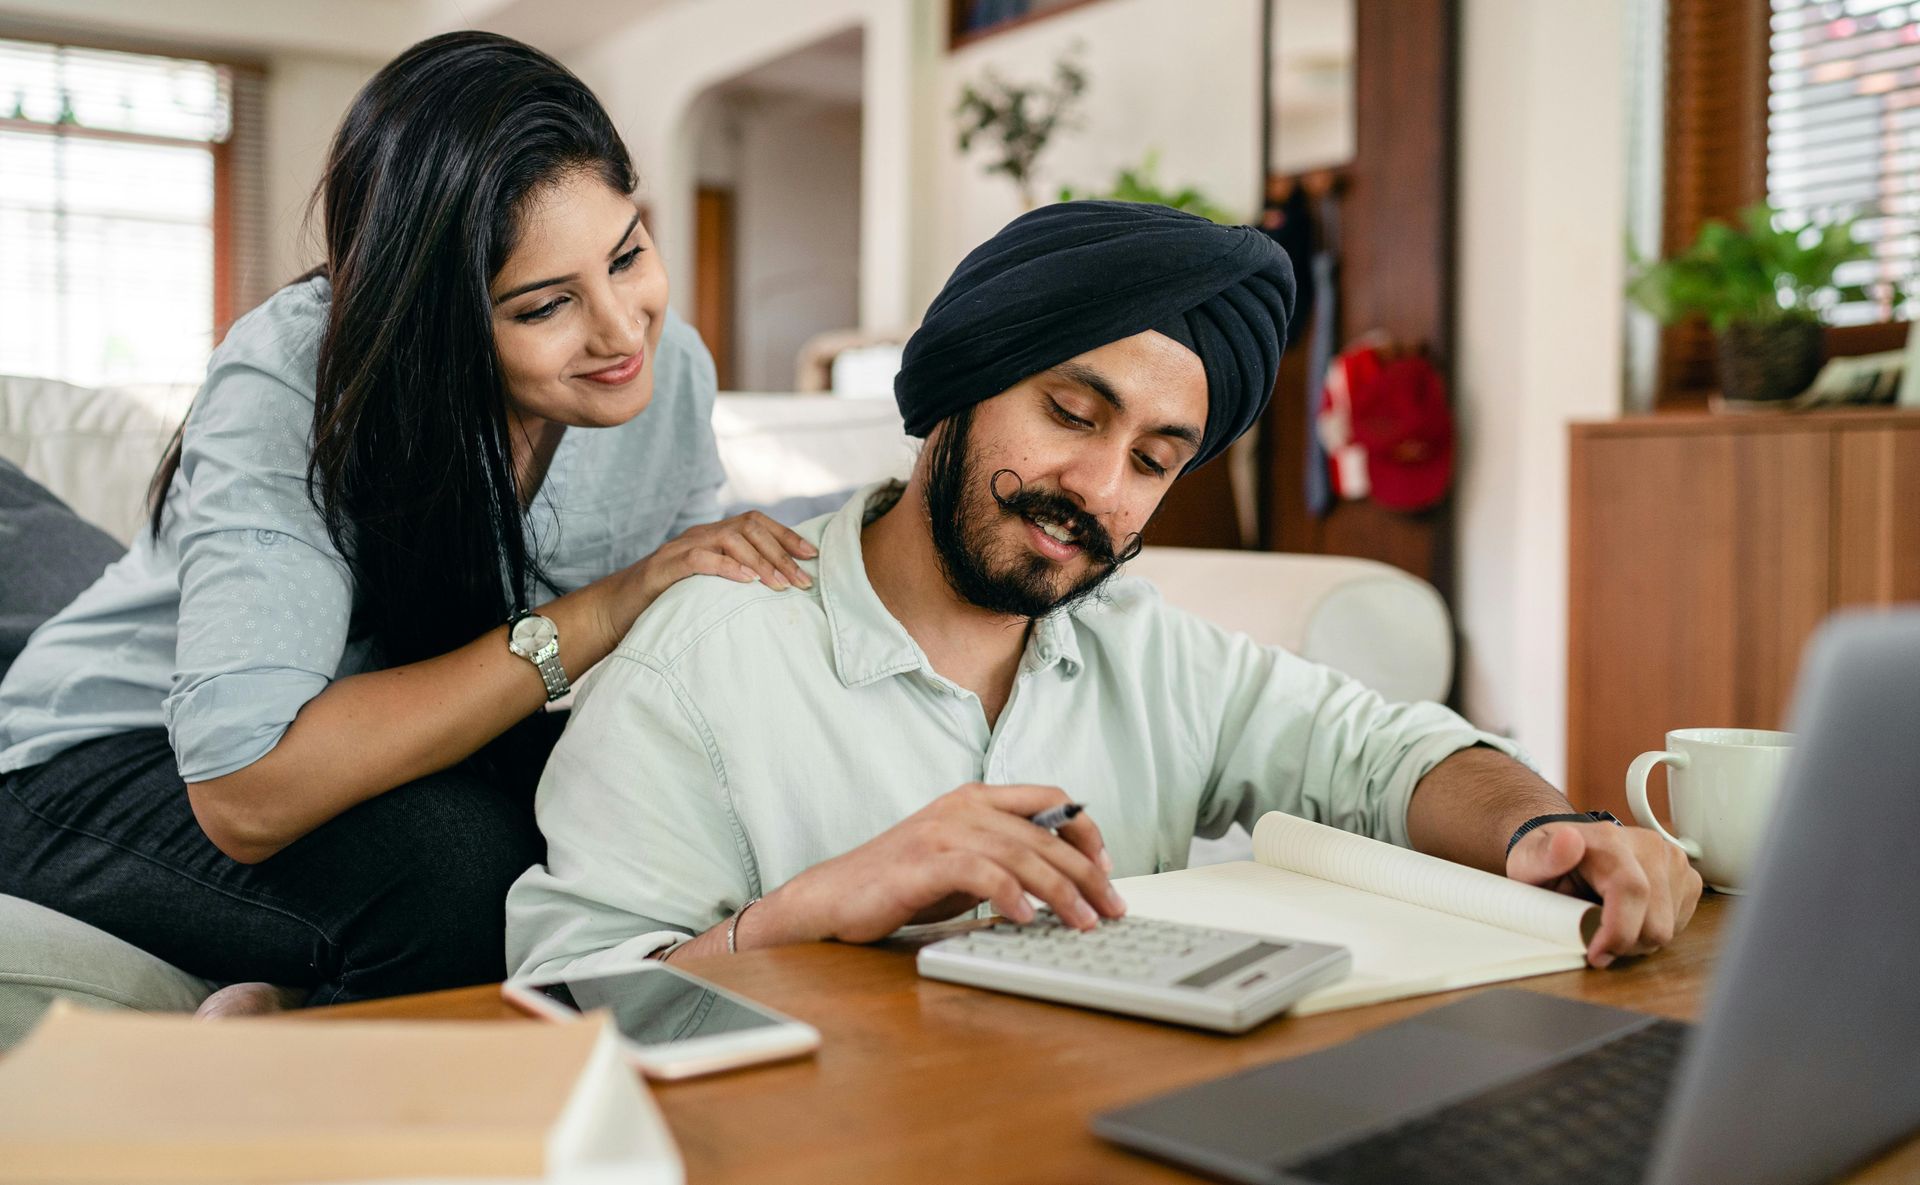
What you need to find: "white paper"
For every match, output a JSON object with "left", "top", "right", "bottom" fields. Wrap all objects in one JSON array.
[
  {"left": 1114, "top": 813, "right": 1598, "bottom": 1014},
  {"left": 1251, "top": 813, "right": 1596, "bottom": 948}
]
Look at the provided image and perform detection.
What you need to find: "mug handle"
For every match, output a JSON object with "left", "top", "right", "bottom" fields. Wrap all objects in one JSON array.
[{"left": 1626, "top": 750, "right": 1703, "bottom": 859}]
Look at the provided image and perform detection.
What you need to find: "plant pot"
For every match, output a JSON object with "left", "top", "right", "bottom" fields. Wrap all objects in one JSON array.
[{"left": 1714, "top": 319, "right": 1825, "bottom": 403}]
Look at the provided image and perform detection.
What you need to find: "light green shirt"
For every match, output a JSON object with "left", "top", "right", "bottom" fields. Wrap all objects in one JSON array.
[{"left": 506, "top": 482, "right": 1521, "bottom": 980}]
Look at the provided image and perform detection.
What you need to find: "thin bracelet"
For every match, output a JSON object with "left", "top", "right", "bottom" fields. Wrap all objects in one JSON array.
[{"left": 726, "top": 897, "right": 763, "bottom": 955}]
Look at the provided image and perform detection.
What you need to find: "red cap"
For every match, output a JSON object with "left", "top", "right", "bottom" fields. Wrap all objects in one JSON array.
[{"left": 1347, "top": 353, "right": 1455, "bottom": 512}]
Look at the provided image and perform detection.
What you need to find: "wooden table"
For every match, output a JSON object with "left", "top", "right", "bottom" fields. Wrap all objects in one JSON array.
[{"left": 317, "top": 898, "right": 1920, "bottom": 1183}]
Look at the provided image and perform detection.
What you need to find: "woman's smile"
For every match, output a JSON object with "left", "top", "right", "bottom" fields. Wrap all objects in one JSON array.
[{"left": 578, "top": 347, "right": 646, "bottom": 386}]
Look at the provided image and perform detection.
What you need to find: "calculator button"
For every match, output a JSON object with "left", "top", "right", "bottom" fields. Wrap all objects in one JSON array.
[{"left": 920, "top": 918, "right": 1348, "bottom": 1032}]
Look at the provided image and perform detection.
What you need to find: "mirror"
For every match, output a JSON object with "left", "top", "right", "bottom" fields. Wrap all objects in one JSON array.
[{"left": 1266, "top": 0, "right": 1355, "bottom": 175}]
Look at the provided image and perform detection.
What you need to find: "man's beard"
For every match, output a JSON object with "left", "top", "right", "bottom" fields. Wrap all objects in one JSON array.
[{"left": 922, "top": 406, "right": 1142, "bottom": 619}]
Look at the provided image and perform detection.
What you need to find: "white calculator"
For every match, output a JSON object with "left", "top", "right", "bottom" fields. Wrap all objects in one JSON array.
[{"left": 916, "top": 912, "right": 1350, "bottom": 1033}]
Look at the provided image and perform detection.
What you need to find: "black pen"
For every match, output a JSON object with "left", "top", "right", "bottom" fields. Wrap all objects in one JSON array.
[{"left": 1028, "top": 802, "right": 1084, "bottom": 831}]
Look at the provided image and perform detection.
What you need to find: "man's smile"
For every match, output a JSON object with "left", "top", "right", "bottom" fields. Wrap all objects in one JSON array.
[{"left": 1022, "top": 512, "right": 1085, "bottom": 562}]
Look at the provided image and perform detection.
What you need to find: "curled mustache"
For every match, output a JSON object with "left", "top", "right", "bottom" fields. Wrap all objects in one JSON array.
[{"left": 989, "top": 469, "right": 1143, "bottom": 566}]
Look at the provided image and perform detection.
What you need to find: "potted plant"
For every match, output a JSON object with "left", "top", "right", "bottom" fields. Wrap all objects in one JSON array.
[
  {"left": 954, "top": 47, "right": 1087, "bottom": 208},
  {"left": 1058, "top": 150, "right": 1243, "bottom": 225},
  {"left": 1626, "top": 204, "right": 1870, "bottom": 403}
]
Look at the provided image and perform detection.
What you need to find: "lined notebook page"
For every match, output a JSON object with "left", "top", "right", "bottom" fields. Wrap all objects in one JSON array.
[
  {"left": 1252, "top": 812, "right": 1596, "bottom": 947},
  {"left": 1116, "top": 861, "right": 1587, "bottom": 1014}
]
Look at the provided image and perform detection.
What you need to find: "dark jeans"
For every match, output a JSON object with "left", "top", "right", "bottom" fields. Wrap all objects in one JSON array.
[{"left": 0, "top": 715, "right": 562, "bottom": 1004}]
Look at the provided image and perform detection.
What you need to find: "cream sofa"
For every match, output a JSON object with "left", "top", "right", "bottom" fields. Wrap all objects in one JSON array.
[{"left": 0, "top": 375, "right": 1453, "bottom": 1045}]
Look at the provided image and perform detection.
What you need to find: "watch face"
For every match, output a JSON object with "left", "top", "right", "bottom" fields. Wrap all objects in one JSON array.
[{"left": 511, "top": 614, "right": 558, "bottom": 654}]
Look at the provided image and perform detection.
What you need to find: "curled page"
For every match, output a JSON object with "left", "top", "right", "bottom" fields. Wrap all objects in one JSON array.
[{"left": 1252, "top": 812, "right": 1597, "bottom": 949}]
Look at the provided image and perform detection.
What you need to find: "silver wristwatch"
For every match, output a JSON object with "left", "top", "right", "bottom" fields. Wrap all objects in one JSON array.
[{"left": 507, "top": 609, "right": 570, "bottom": 702}]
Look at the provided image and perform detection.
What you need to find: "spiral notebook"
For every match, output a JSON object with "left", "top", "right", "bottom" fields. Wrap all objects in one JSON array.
[{"left": 1116, "top": 813, "right": 1601, "bottom": 1015}]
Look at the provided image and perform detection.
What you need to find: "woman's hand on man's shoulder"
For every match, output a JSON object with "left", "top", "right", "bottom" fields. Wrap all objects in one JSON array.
[{"left": 592, "top": 511, "right": 819, "bottom": 647}]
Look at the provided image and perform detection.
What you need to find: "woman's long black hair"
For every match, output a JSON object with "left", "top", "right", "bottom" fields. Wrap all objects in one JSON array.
[{"left": 150, "top": 31, "right": 636, "bottom": 668}]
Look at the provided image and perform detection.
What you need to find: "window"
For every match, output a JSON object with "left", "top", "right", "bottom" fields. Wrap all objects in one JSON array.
[
  {"left": 0, "top": 38, "right": 265, "bottom": 387},
  {"left": 1659, "top": 0, "right": 1918, "bottom": 402},
  {"left": 1768, "top": 0, "right": 1920, "bottom": 326}
]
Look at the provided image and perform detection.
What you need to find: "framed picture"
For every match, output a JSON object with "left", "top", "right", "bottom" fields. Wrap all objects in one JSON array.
[{"left": 948, "top": 0, "right": 1107, "bottom": 50}]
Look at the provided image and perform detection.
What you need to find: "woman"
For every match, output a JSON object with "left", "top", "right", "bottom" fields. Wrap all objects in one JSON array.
[{"left": 0, "top": 32, "right": 812, "bottom": 1007}]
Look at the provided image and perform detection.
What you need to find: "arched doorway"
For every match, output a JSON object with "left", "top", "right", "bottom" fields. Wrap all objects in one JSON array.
[{"left": 683, "top": 28, "right": 864, "bottom": 392}]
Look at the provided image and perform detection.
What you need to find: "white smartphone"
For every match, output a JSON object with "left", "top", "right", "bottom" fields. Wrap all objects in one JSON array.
[{"left": 502, "top": 961, "right": 820, "bottom": 1080}]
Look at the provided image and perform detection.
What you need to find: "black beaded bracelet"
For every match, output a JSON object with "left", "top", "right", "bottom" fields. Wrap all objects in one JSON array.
[{"left": 1506, "top": 810, "right": 1622, "bottom": 857}]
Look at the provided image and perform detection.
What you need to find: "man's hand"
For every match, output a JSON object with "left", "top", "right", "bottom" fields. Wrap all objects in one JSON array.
[
  {"left": 1506, "top": 822, "right": 1703, "bottom": 967},
  {"left": 755, "top": 783, "right": 1127, "bottom": 946}
]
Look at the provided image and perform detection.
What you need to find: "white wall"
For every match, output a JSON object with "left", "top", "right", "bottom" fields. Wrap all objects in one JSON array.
[
  {"left": 568, "top": 0, "right": 923, "bottom": 332},
  {"left": 0, "top": 0, "right": 674, "bottom": 59},
  {"left": 0, "top": 0, "right": 422, "bottom": 59},
  {"left": 1453, "top": 0, "right": 1630, "bottom": 784},
  {"left": 729, "top": 96, "right": 862, "bottom": 389},
  {"left": 260, "top": 53, "right": 379, "bottom": 287},
  {"left": 928, "top": 0, "right": 1265, "bottom": 305}
]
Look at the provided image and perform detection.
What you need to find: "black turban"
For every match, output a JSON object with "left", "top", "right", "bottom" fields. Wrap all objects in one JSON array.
[{"left": 894, "top": 200, "right": 1296, "bottom": 470}]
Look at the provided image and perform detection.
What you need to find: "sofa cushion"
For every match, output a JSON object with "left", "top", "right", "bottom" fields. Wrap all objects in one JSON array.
[
  {"left": 0, "top": 458, "right": 124, "bottom": 680},
  {"left": 1124, "top": 547, "right": 1454, "bottom": 704},
  {"left": 711, "top": 393, "right": 913, "bottom": 508},
  {"left": 0, "top": 374, "right": 196, "bottom": 545},
  {"left": 0, "top": 894, "right": 213, "bottom": 1049}
]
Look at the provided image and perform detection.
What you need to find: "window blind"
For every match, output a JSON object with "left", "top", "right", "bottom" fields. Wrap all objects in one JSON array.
[{"left": 1768, "top": 0, "right": 1920, "bottom": 326}]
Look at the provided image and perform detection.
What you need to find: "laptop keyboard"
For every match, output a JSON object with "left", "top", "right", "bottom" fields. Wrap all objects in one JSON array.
[{"left": 1284, "top": 1018, "right": 1690, "bottom": 1185}]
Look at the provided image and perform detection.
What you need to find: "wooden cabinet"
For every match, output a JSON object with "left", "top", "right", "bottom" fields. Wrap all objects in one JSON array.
[{"left": 1567, "top": 410, "right": 1920, "bottom": 816}]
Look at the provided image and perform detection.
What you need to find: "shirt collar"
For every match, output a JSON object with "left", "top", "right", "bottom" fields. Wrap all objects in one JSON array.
[{"left": 819, "top": 481, "right": 1084, "bottom": 688}]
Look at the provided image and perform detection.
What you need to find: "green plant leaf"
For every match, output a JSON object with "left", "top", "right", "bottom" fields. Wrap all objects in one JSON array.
[
  {"left": 1622, "top": 202, "right": 1868, "bottom": 328},
  {"left": 1063, "top": 149, "right": 1241, "bottom": 223},
  {"left": 953, "top": 46, "right": 1088, "bottom": 199}
]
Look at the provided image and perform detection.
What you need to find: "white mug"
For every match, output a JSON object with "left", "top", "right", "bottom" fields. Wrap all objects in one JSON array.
[{"left": 1625, "top": 728, "right": 1794, "bottom": 894}]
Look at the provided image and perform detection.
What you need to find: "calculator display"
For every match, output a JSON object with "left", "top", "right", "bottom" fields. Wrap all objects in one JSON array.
[{"left": 1176, "top": 942, "right": 1292, "bottom": 989}]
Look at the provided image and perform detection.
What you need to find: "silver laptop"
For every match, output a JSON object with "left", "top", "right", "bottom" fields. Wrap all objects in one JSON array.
[{"left": 1094, "top": 610, "right": 1920, "bottom": 1185}]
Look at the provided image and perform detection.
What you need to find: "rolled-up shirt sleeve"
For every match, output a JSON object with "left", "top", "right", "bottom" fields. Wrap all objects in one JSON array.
[
  {"left": 162, "top": 351, "right": 353, "bottom": 783},
  {"left": 1180, "top": 609, "right": 1527, "bottom": 850},
  {"left": 506, "top": 645, "right": 754, "bottom": 981}
]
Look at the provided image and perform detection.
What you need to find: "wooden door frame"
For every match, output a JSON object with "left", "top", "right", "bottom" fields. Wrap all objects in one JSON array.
[
  {"left": 1258, "top": 0, "right": 1457, "bottom": 602},
  {"left": 694, "top": 186, "right": 737, "bottom": 391}
]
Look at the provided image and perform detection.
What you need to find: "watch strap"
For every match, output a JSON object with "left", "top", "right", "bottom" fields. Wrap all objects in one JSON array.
[
  {"left": 1506, "top": 810, "right": 1621, "bottom": 857},
  {"left": 532, "top": 646, "right": 569, "bottom": 702}
]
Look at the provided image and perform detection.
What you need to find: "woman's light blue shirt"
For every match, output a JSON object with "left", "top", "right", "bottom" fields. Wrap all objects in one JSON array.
[{"left": 0, "top": 276, "right": 726, "bottom": 782}]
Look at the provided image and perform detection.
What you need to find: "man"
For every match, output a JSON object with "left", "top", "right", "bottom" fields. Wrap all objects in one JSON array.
[{"left": 506, "top": 201, "right": 1700, "bottom": 980}]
